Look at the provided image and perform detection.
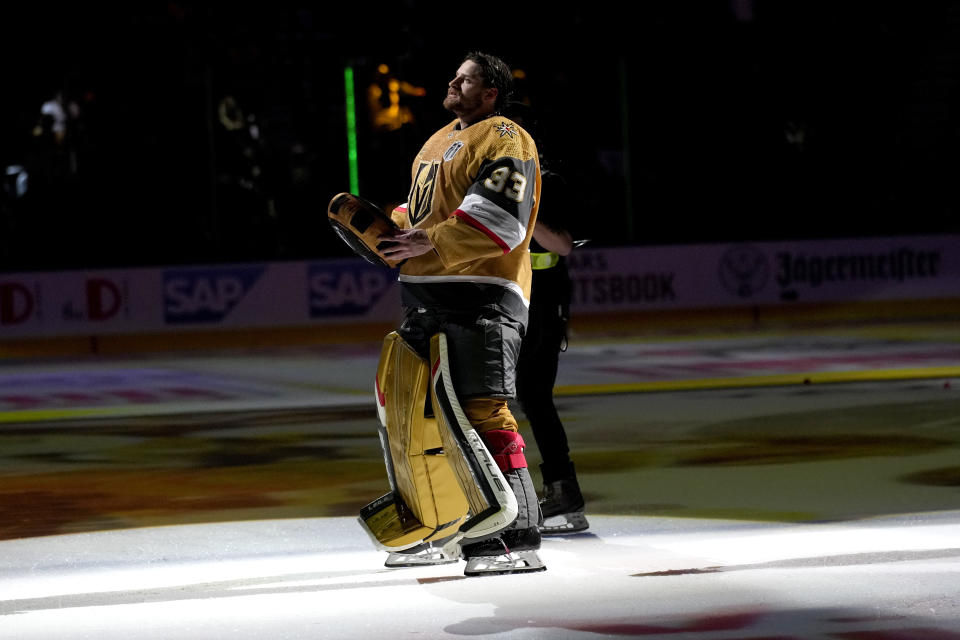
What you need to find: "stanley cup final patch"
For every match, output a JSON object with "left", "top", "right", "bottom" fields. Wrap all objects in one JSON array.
[{"left": 443, "top": 140, "right": 465, "bottom": 161}]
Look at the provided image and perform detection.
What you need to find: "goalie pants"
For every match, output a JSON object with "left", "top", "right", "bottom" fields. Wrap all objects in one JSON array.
[{"left": 398, "top": 305, "right": 523, "bottom": 427}]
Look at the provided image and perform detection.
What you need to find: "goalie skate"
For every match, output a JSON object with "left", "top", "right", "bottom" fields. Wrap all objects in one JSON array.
[
  {"left": 462, "top": 529, "right": 545, "bottom": 577},
  {"left": 541, "top": 511, "right": 589, "bottom": 535},
  {"left": 385, "top": 542, "right": 460, "bottom": 568},
  {"left": 464, "top": 549, "right": 546, "bottom": 577}
]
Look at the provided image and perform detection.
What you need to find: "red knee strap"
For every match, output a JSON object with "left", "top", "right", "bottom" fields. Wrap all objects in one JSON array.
[{"left": 481, "top": 430, "right": 528, "bottom": 472}]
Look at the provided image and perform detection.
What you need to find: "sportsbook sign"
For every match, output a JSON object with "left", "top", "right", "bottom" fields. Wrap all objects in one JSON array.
[
  {"left": 567, "top": 235, "right": 959, "bottom": 312},
  {"left": 0, "top": 235, "right": 956, "bottom": 338}
]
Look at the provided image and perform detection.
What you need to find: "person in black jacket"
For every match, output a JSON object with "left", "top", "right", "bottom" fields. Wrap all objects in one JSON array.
[{"left": 504, "top": 101, "right": 589, "bottom": 534}]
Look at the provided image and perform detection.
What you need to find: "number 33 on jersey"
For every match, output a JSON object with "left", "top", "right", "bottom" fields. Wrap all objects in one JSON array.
[{"left": 401, "top": 117, "right": 541, "bottom": 260}]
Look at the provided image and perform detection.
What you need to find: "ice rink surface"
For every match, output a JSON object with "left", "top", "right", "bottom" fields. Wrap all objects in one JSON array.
[
  {"left": 2, "top": 320, "right": 959, "bottom": 638},
  {"left": 3, "top": 513, "right": 960, "bottom": 639}
]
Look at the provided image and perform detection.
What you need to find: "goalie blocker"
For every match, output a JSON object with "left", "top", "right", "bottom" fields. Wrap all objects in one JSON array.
[{"left": 358, "top": 332, "right": 518, "bottom": 552}]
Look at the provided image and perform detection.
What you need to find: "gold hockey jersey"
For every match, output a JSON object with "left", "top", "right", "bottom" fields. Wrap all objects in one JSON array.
[{"left": 391, "top": 116, "right": 541, "bottom": 315}]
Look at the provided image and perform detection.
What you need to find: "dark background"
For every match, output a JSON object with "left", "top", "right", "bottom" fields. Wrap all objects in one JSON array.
[{"left": 2, "top": 1, "right": 959, "bottom": 272}]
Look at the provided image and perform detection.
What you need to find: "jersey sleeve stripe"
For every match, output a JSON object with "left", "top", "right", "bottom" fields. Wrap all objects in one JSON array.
[
  {"left": 457, "top": 193, "right": 527, "bottom": 250},
  {"left": 452, "top": 209, "right": 511, "bottom": 254}
]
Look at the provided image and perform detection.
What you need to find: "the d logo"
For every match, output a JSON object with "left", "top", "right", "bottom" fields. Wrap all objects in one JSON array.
[
  {"left": 0, "top": 282, "right": 33, "bottom": 325},
  {"left": 86, "top": 278, "right": 123, "bottom": 321}
]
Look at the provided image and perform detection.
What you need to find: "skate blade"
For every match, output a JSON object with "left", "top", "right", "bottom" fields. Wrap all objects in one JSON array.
[
  {"left": 385, "top": 549, "right": 460, "bottom": 568},
  {"left": 540, "top": 512, "right": 589, "bottom": 535},
  {"left": 463, "top": 550, "right": 546, "bottom": 577}
]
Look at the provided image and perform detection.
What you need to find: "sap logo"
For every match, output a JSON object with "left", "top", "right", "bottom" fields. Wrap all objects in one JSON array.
[
  {"left": 164, "top": 267, "right": 265, "bottom": 324},
  {"left": 309, "top": 263, "right": 397, "bottom": 317}
]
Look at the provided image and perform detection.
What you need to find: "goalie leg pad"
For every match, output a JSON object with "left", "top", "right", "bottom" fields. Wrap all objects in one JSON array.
[
  {"left": 459, "top": 465, "right": 543, "bottom": 573},
  {"left": 359, "top": 332, "right": 468, "bottom": 551},
  {"left": 430, "top": 333, "right": 518, "bottom": 541},
  {"left": 506, "top": 466, "right": 541, "bottom": 532}
]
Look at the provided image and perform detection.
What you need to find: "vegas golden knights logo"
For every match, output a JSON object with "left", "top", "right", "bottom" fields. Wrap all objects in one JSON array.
[{"left": 408, "top": 161, "right": 439, "bottom": 226}]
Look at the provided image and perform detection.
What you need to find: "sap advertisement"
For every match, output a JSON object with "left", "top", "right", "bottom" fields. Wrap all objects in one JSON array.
[
  {"left": 1, "top": 235, "right": 957, "bottom": 339},
  {"left": 0, "top": 260, "right": 401, "bottom": 338}
]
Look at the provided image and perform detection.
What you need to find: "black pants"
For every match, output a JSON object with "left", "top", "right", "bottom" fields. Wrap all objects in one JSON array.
[{"left": 515, "top": 292, "right": 574, "bottom": 484}]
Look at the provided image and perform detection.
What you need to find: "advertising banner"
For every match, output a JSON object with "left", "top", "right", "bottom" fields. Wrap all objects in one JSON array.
[
  {"left": 0, "top": 260, "right": 400, "bottom": 338},
  {"left": 567, "top": 235, "right": 960, "bottom": 313},
  {"left": 1, "top": 235, "right": 957, "bottom": 340}
]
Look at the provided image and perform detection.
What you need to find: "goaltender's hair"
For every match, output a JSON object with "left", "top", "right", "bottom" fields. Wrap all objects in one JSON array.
[{"left": 463, "top": 51, "right": 514, "bottom": 112}]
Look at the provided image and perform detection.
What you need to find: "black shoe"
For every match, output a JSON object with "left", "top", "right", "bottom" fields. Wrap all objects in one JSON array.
[
  {"left": 540, "top": 476, "right": 589, "bottom": 534},
  {"left": 541, "top": 477, "right": 585, "bottom": 518}
]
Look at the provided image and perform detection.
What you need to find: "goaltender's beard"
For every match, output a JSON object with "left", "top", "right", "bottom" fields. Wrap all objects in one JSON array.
[{"left": 443, "top": 87, "right": 482, "bottom": 117}]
